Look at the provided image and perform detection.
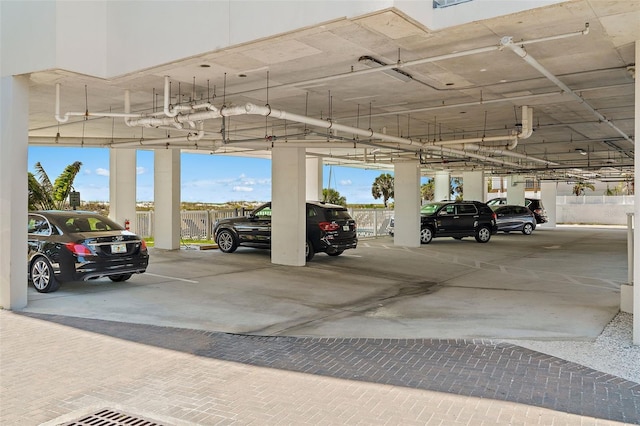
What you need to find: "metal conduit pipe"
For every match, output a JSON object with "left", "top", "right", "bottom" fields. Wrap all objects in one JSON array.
[
  {"left": 500, "top": 36, "right": 634, "bottom": 146},
  {"left": 229, "top": 27, "right": 591, "bottom": 97},
  {"left": 111, "top": 121, "right": 205, "bottom": 148}
]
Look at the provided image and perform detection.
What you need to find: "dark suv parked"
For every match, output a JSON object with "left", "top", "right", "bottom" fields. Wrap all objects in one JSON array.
[
  {"left": 486, "top": 197, "right": 548, "bottom": 224},
  {"left": 213, "top": 201, "right": 357, "bottom": 261},
  {"left": 420, "top": 200, "right": 497, "bottom": 244}
]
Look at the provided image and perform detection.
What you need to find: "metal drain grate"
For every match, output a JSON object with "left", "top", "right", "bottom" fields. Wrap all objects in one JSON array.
[{"left": 61, "top": 408, "right": 166, "bottom": 426}]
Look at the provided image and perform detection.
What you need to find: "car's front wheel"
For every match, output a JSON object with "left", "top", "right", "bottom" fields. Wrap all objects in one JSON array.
[
  {"left": 420, "top": 226, "right": 434, "bottom": 244},
  {"left": 216, "top": 229, "right": 238, "bottom": 253},
  {"left": 475, "top": 226, "right": 492, "bottom": 243},
  {"left": 30, "top": 257, "right": 60, "bottom": 293},
  {"left": 109, "top": 273, "right": 132, "bottom": 282},
  {"left": 522, "top": 223, "right": 534, "bottom": 235}
]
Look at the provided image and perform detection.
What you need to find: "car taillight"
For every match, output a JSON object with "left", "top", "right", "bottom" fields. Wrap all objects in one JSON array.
[
  {"left": 140, "top": 240, "right": 147, "bottom": 250},
  {"left": 65, "top": 242, "right": 91, "bottom": 256},
  {"left": 318, "top": 221, "right": 340, "bottom": 231},
  {"left": 491, "top": 212, "right": 497, "bottom": 220}
]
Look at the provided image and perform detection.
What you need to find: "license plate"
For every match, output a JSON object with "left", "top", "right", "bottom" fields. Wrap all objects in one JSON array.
[
  {"left": 343, "top": 225, "right": 350, "bottom": 231},
  {"left": 112, "top": 243, "right": 127, "bottom": 254}
]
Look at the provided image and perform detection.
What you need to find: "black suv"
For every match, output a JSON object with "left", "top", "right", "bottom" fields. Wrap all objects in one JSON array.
[
  {"left": 420, "top": 201, "right": 497, "bottom": 244},
  {"left": 486, "top": 197, "right": 548, "bottom": 224},
  {"left": 213, "top": 201, "right": 358, "bottom": 261}
]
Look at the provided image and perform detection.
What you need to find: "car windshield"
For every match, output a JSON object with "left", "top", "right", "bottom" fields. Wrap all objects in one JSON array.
[{"left": 420, "top": 203, "right": 445, "bottom": 214}]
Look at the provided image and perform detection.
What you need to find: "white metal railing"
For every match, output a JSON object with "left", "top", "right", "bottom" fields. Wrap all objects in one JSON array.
[{"left": 136, "top": 208, "right": 393, "bottom": 239}]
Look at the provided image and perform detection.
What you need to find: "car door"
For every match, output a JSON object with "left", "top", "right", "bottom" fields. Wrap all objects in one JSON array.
[
  {"left": 434, "top": 203, "right": 458, "bottom": 235},
  {"left": 495, "top": 206, "right": 516, "bottom": 230},
  {"left": 235, "top": 203, "right": 272, "bottom": 246},
  {"left": 454, "top": 203, "right": 478, "bottom": 236}
]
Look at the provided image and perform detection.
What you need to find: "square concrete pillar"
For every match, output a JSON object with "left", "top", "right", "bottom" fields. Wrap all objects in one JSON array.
[
  {"left": 272, "top": 147, "right": 306, "bottom": 266},
  {"left": 506, "top": 175, "right": 525, "bottom": 206},
  {"left": 306, "top": 156, "right": 323, "bottom": 201},
  {"left": 393, "top": 161, "right": 421, "bottom": 247},
  {"left": 154, "top": 149, "right": 181, "bottom": 250},
  {"left": 0, "top": 76, "right": 29, "bottom": 309},
  {"left": 434, "top": 170, "right": 450, "bottom": 201},
  {"left": 541, "top": 181, "right": 557, "bottom": 227},
  {"left": 462, "top": 171, "right": 485, "bottom": 201},
  {"left": 109, "top": 149, "right": 137, "bottom": 232}
]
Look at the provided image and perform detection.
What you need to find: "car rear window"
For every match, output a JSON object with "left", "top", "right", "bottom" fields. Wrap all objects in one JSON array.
[
  {"left": 63, "top": 216, "right": 120, "bottom": 233},
  {"left": 457, "top": 204, "right": 477, "bottom": 214},
  {"left": 324, "top": 208, "right": 352, "bottom": 220}
]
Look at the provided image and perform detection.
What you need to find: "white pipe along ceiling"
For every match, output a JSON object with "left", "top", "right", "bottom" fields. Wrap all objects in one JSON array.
[{"left": 50, "top": 21, "right": 634, "bottom": 180}]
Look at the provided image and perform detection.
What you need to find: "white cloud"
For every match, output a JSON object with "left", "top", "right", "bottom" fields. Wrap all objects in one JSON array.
[
  {"left": 95, "top": 168, "right": 109, "bottom": 176},
  {"left": 233, "top": 186, "right": 254, "bottom": 192},
  {"left": 340, "top": 179, "right": 352, "bottom": 185},
  {"left": 137, "top": 167, "right": 146, "bottom": 175}
]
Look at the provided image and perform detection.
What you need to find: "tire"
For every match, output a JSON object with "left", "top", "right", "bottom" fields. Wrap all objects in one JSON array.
[
  {"left": 420, "top": 227, "right": 433, "bottom": 244},
  {"left": 475, "top": 226, "right": 492, "bottom": 243},
  {"left": 216, "top": 229, "right": 238, "bottom": 253},
  {"left": 327, "top": 250, "right": 344, "bottom": 257},
  {"left": 109, "top": 273, "right": 132, "bottom": 282},
  {"left": 305, "top": 239, "right": 315, "bottom": 261},
  {"left": 522, "top": 223, "right": 534, "bottom": 235},
  {"left": 30, "top": 257, "right": 60, "bottom": 293}
]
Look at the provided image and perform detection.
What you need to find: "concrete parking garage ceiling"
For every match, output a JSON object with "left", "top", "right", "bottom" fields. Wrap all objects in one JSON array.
[{"left": 27, "top": 0, "right": 638, "bottom": 183}]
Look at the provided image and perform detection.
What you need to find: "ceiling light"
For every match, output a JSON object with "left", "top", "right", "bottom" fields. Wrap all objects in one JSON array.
[
  {"left": 358, "top": 55, "right": 413, "bottom": 83},
  {"left": 575, "top": 148, "right": 587, "bottom": 155}
]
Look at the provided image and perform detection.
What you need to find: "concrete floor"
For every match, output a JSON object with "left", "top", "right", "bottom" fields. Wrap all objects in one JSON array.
[{"left": 22, "top": 225, "right": 628, "bottom": 342}]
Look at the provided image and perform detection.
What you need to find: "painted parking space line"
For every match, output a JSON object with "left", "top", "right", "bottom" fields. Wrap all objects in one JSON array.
[{"left": 145, "top": 273, "right": 199, "bottom": 283}]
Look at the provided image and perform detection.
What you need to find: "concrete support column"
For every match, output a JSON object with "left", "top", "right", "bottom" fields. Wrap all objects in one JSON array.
[
  {"left": 0, "top": 76, "right": 29, "bottom": 309},
  {"left": 462, "top": 171, "right": 485, "bottom": 201},
  {"left": 154, "top": 149, "right": 181, "bottom": 250},
  {"left": 109, "top": 149, "right": 137, "bottom": 232},
  {"left": 506, "top": 175, "right": 525, "bottom": 206},
  {"left": 633, "top": 40, "right": 639, "bottom": 344},
  {"left": 434, "top": 170, "right": 450, "bottom": 201},
  {"left": 272, "top": 147, "right": 306, "bottom": 266},
  {"left": 306, "top": 156, "right": 323, "bottom": 201},
  {"left": 393, "top": 161, "right": 421, "bottom": 247},
  {"left": 540, "top": 181, "right": 557, "bottom": 228}
]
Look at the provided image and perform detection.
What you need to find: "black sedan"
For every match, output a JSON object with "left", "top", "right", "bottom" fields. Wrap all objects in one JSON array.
[
  {"left": 492, "top": 205, "right": 537, "bottom": 235},
  {"left": 28, "top": 211, "right": 149, "bottom": 293}
]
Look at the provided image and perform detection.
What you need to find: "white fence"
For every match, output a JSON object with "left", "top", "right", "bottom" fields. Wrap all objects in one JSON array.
[
  {"left": 136, "top": 208, "right": 394, "bottom": 239},
  {"left": 135, "top": 196, "right": 635, "bottom": 238}
]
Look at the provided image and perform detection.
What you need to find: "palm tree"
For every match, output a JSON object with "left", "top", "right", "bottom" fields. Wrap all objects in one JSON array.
[
  {"left": 322, "top": 188, "right": 347, "bottom": 206},
  {"left": 28, "top": 161, "right": 82, "bottom": 210},
  {"left": 572, "top": 181, "right": 595, "bottom": 196},
  {"left": 421, "top": 180, "right": 435, "bottom": 202},
  {"left": 371, "top": 173, "right": 394, "bottom": 207}
]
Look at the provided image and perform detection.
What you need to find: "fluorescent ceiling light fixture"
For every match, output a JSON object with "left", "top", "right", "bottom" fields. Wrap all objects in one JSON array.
[
  {"left": 433, "top": 0, "right": 473, "bottom": 9},
  {"left": 358, "top": 55, "right": 413, "bottom": 83}
]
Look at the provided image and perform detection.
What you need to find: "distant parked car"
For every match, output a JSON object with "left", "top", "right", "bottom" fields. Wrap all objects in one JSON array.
[
  {"left": 419, "top": 200, "right": 497, "bottom": 244},
  {"left": 486, "top": 197, "right": 548, "bottom": 224},
  {"left": 213, "top": 201, "right": 358, "bottom": 261},
  {"left": 492, "top": 205, "right": 537, "bottom": 235},
  {"left": 28, "top": 211, "right": 149, "bottom": 293}
]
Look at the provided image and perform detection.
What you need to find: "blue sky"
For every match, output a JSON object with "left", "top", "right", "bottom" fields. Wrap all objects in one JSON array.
[{"left": 28, "top": 146, "right": 400, "bottom": 205}]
